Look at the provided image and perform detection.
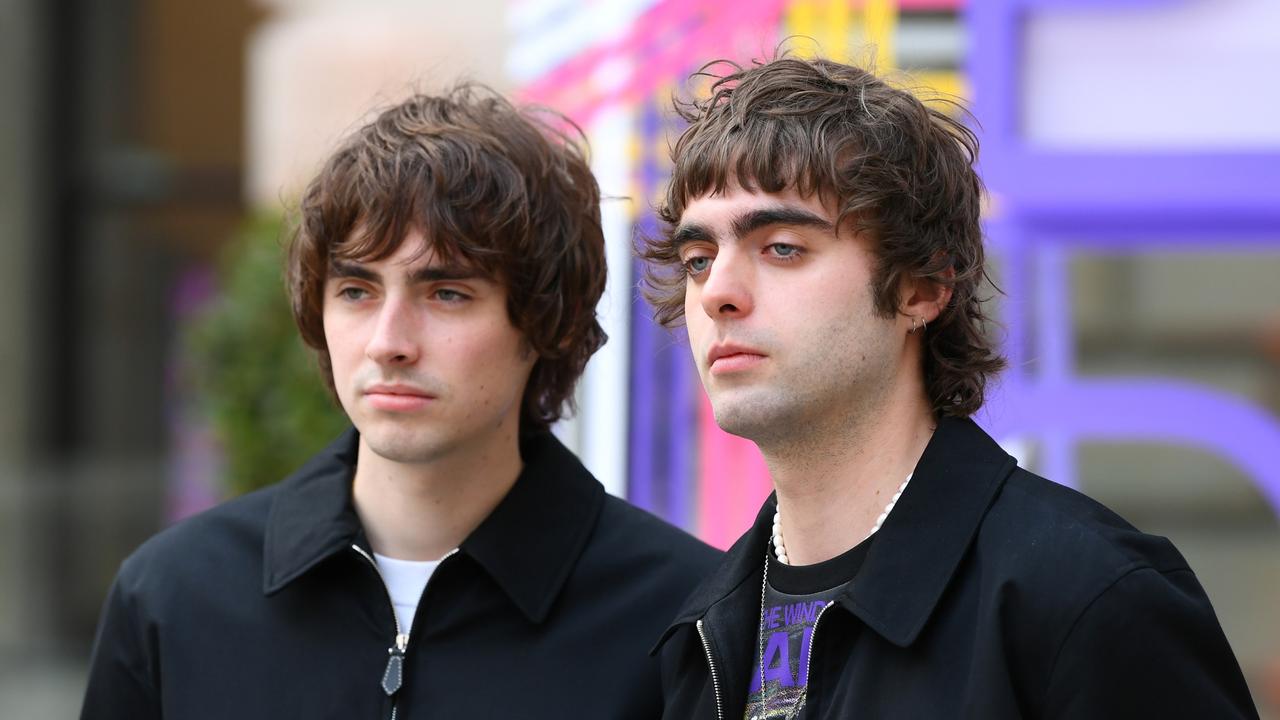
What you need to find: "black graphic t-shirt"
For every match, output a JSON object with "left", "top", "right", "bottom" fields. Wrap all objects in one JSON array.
[{"left": 743, "top": 537, "right": 872, "bottom": 720}]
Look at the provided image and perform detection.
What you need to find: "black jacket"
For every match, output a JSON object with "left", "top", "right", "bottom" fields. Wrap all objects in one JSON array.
[
  {"left": 82, "top": 429, "right": 721, "bottom": 719},
  {"left": 655, "top": 418, "right": 1258, "bottom": 719}
]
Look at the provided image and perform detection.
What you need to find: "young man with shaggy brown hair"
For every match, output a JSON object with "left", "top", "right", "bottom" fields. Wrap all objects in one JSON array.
[
  {"left": 81, "top": 85, "right": 718, "bottom": 719},
  {"left": 645, "top": 56, "right": 1257, "bottom": 719}
]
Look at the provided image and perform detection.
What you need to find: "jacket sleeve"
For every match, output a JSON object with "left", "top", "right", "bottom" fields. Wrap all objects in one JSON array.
[
  {"left": 1043, "top": 566, "right": 1259, "bottom": 719},
  {"left": 80, "top": 573, "right": 162, "bottom": 720}
]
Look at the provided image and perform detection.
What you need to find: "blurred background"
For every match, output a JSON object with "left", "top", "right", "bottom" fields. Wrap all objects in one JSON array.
[{"left": 2, "top": 0, "right": 1278, "bottom": 715}]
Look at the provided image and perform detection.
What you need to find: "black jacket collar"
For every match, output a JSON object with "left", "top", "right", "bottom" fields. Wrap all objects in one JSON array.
[
  {"left": 262, "top": 428, "right": 606, "bottom": 624},
  {"left": 657, "top": 417, "right": 1015, "bottom": 650}
]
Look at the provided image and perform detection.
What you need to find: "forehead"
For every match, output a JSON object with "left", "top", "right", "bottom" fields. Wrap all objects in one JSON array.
[{"left": 361, "top": 230, "right": 433, "bottom": 266}]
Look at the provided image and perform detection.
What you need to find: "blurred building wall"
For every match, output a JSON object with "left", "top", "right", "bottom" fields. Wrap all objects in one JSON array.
[
  {"left": 0, "top": 0, "right": 41, "bottom": 653},
  {"left": 1, "top": 0, "right": 259, "bottom": 713},
  {"left": 246, "top": 0, "right": 511, "bottom": 207}
]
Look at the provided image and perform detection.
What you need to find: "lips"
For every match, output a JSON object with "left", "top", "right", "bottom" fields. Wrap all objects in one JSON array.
[
  {"left": 362, "top": 384, "right": 436, "bottom": 411},
  {"left": 364, "top": 383, "right": 434, "bottom": 399},
  {"left": 706, "top": 342, "right": 767, "bottom": 374}
]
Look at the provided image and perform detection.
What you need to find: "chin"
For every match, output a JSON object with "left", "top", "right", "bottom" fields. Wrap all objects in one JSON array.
[
  {"left": 710, "top": 395, "right": 793, "bottom": 443},
  {"left": 360, "top": 425, "right": 451, "bottom": 465}
]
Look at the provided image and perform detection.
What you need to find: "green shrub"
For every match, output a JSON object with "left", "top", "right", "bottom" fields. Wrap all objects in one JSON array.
[{"left": 184, "top": 214, "right": 348, "bottom": 496}]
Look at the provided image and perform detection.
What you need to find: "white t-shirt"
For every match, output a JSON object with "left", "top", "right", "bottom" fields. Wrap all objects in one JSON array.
[{"left": 373, "top": 552, "right": 441, "bottom": 634}]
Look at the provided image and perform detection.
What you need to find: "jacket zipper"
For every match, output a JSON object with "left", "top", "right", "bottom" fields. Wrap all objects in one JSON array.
[
  {"left": 353, "top": 544, "right": 459, "bottom": 720},
  {"left": 695, "top": 619, "right": 725, "bottom": 720},
  {"left": 799, "top": 600, "right": 836, "bottom": 715}
]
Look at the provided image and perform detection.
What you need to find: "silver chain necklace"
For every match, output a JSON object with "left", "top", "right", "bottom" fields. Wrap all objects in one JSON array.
[{"left": 754, "top": 474, "right": 912, "bottom": 719}]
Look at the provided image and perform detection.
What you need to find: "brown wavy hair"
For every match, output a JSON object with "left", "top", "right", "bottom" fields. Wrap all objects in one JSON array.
[
  {"left": 642, "top": 55, "right": 1005, "bottom": 417},
  {"left": 288, "top": 84, "right": 607, "bottom": 434}
]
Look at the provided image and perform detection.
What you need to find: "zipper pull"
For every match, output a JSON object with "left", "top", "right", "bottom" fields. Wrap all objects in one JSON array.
[{"left": 381, "top": 633, "right": 409, "bottom": 695}]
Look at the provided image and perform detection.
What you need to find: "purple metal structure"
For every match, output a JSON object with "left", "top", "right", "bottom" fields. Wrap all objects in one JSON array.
[
  {"left": 628, "top": 98, "right": 700, "bottom": 530},
  {"left": 968, "top": 0, "right": 1280, "bottom": 513}
]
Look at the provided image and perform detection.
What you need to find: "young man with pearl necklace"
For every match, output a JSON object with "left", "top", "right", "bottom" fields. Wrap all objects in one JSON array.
[{"left": 645, "top": 55, "right": 1258, "bottom": 720}]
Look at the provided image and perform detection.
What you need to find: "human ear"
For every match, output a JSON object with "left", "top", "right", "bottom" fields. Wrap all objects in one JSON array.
[{"left": 898, "top": 268, "right": 953, "bottom": 334}]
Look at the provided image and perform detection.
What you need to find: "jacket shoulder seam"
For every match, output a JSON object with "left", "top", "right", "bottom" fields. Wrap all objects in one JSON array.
[{"left": 1041, "top": 563, "right": 1187, "bottom": 707}]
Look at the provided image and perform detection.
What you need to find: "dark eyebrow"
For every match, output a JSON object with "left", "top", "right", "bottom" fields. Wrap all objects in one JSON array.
[
  {"left": 329, "top": 260, "right": 482, "bottom": 284},
  {"left": 671, "top": 206, "right": 835, "bottom": 253},
  {"left": 329, "top": 260, "right": 379, "bottom": 282},
  {"left": 670, "top": 222, "right": 715, "bottom": 251},
  {"left": 732, "top": 207, "right": 834, "bottom": 239},
  {"left": 408, "top": 265, "right": 481, "bottom": 283}
]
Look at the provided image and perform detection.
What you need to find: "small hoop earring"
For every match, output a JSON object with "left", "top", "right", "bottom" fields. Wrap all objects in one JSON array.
[{"left": 909, "top": 317, "right": 919, "bottom": 334}]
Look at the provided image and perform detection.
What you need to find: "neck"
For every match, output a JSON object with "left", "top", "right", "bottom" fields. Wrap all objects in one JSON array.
[
  {"left": 351, "top": 429, "right": 524, "bottom": 561},
  {"left": 764, "top": 377, "right": 935, "bottom": 566}
]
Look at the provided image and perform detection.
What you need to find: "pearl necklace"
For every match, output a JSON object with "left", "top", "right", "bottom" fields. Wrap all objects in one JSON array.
[{"left": 770, "top": 473, "right": 912, "bottom": 565}]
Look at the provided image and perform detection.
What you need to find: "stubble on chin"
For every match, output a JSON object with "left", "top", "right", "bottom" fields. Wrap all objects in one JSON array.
[
  {"left": 708, "top": 361, "right": 883, "bottom": 458},
  {"left": 361, "top": 426, "right": 447, "bottom": 466},
  {"left": 709, "top": 389, "right": 805, "bottom": 447}
]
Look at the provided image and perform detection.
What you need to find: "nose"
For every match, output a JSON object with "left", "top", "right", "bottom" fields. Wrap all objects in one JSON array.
[
  {"left": 698, "top": 247, "right": 754, "bottom": 319},
  {"left": 365, "top": 293, "right": 420, "bottom": 366}
]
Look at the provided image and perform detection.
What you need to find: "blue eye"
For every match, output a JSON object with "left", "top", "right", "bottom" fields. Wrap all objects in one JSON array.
[
  {"left": 435, "top": 288, "right": 469, "bottom": 302},
  {"left": 684, "top": 256, "right": 712, "bottom": 277},
  {"left": 769, "top": 243, "right": 800, "bottom": 258},
  {"left": 339, "top": 287, "right": 369, "bottom": 301}
]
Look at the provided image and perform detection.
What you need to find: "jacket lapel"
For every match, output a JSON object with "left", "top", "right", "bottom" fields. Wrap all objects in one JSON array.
[
  {"left": 654, "top": 496, "right": 774, "bottom": 649},
  {"left": 459, "top": 432, "right": 605, "bottom": 624},
  {"left": 840, "top": 417, "right": 1016, "bottom": 646},
  {"left": 262, "top": 428, "right": 363, "bottom": 595}
]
